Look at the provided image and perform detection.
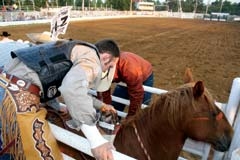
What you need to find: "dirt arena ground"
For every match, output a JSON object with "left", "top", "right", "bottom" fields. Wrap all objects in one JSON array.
[
  {"left": 2, "top": 18, "right": 240, "bottom": 103},
  {"left": 1, "top": 18, "right": 240, "bottom": 159}
]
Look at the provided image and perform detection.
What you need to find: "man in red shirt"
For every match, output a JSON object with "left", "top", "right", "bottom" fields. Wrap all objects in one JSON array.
[{"left": 99, "top": 51, "right": 153, "bottom": 118}]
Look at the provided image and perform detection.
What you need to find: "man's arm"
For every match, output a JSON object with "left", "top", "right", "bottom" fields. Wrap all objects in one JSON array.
[
  {"left": 59, "top": 60, "right": 115, "bottom": 159},
  {"left": 98, "top": 88, "right": 112, "bottom": 104},
  {"left": 92, "top": 96, "right": 116, "bottom": 113},
  {"left": 81, "top": 124, "right": 115, "bottom": 159},
  {"left": 126, "top": 76, "right": 145, "bottom": 117}
]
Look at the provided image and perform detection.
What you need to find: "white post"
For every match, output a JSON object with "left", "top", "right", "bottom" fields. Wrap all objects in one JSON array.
[
  {"left": 213, "top": 78, "right": 240, "bottom": 160},
  {"left": 231, "top": 148, "right": 240, "bottom": 160},
  {"left": 225, "top": 78, "right": 240, "bottom": 125},
  {"left": 226, "top": 108, "right": 240, "bottom": 159}
]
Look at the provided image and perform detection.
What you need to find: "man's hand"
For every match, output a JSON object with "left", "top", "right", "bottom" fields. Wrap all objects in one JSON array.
[
  {"left": 101, "top": 104, "right": 116, "bottom": 114},
  {"left": 91, "top": 142, "right": 115, "bottom": 160}
]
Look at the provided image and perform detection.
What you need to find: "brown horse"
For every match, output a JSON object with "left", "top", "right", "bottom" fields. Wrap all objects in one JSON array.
[
  {"left": 113, "top": 68, "right": 233, "bottom": 160},
  {"left": 47, "top": 68, "right": 233, "bottom": 160}
]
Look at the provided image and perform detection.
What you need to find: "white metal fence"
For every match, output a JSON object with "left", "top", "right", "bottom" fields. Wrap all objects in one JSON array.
[
  {"left": 1, "top": 10, "right": 239, "bottom": 23},
  {"left": 50, "top": 77, "right": 240, "bottom": 160}
]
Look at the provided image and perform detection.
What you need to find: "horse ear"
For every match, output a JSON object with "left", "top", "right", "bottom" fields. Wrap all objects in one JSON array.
[
  {"left": 193, "top": 81, "right": 204, "bottom": 99},
  {"left": 183, "top": 68, "right": 194, "bottom": 83}
]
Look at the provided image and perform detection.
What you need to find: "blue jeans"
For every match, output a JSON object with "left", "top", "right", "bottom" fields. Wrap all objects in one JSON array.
[
  {"left": 112, "top": 73, "right": 154, "bottom": 112},
  {"left": 0, "top": 154, "right": 13, "bottom": 160},
  {"left": 0, "top": 86, "right": 16, "bottom": 159},
  {"left": 0, "top": 87, "right": 4, "bottom": 151}
]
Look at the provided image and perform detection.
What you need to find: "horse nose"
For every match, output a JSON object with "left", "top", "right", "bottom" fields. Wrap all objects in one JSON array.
[{"left": 214, "top": 133, "right": 233, "bottom": 152}]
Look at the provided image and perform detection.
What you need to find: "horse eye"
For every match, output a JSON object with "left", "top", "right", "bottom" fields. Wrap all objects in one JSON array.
[{"left": 212, "top": 112, "right": 218, "bottom": 117}]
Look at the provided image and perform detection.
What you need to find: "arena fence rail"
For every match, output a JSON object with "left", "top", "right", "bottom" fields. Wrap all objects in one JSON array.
[{"left": 50, "top": 77, "right": 240, "bottom": 160}]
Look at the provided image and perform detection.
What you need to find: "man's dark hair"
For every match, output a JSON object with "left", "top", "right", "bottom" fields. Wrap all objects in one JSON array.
[{"left": 95, "top": 39, "right": 120, "bottom": 57}]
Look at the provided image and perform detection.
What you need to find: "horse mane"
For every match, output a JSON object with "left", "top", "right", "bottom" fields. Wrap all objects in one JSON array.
[
  {"left": 124, "top": 83, "right": 214, "bottom": 130},
  {"left": 122, "top": 68, "right": 215, "bottom": 131},
  {"left": 122, "top": 86, "right": 193, "bottom": 130}
]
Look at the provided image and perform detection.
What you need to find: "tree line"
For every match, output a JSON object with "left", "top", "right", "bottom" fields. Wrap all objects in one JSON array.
[{"left": 1, "top": 0, "right": 239, "bottom": 15}]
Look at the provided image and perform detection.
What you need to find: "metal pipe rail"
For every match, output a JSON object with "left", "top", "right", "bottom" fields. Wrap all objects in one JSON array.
[{"left": 53, "top": 78, "right": 240, "bottom": 160}]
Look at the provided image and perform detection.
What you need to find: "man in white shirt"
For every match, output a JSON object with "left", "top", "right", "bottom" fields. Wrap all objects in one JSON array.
[{"left": 0, "top": 38, "right": 119, "bottom": 160}]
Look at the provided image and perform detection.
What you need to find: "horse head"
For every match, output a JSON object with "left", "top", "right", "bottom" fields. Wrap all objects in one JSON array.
[
  {"left": 181, "top": 68, "right": 233, "bottom": 152},
  {"left": 114, "top": 68, "right": 233, "bottom": 160}
]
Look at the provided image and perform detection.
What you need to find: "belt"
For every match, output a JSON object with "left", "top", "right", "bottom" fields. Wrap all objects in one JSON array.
[{"left": 0, "top": 68, "right": 40, "bottom": 96}]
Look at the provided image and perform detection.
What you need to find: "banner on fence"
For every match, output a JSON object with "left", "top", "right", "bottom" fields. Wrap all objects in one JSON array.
[{"left": 50, "top": 6, "right": 72, "bottom": 40}]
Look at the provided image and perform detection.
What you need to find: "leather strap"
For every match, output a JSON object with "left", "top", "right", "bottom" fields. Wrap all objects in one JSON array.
[{"left": 0, "top": 68, "right": 40, "bottom": 96}]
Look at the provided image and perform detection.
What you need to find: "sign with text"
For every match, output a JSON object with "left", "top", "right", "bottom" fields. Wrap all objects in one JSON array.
[{"left": 50, "top": 6, "right": 72, "bottom": 40}]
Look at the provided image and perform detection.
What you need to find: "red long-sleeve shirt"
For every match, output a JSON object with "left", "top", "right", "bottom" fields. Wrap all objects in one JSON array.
[{"left": 100, "top": 52, "right": 152, "bottom": 116}]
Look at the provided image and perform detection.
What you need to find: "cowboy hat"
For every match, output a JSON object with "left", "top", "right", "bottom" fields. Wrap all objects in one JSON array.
[
  {"left": 97, "top": 64, "right": 116, "bottom": 92},
  {"left": 0, "top": 31, "right": 11, "bottom": 37},
  {"left": 26, "top": 31, "right": 56, "bottom": 43}
]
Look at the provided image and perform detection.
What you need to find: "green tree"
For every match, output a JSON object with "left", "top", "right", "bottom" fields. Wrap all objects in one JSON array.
[
  {"left": 107, "top": 0, "right": 129, "bottom": 11},
  {"left": 182, "top": 0, "right": 194, "bottom": 12},
  {"left": 231, "top": 2, "right": 240, "bottom": 15},
  {"left": 221, "top": 1, "right": 231, "bottom": 13},
  {"left": 96, "top": 0, "right": 102, "bottom": 8},
  {"left": 168, "top": 0, "right": 178, "bottom": 12},
  {"left": 208, "top": 0, "right": 221, "bottom": 13}
]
